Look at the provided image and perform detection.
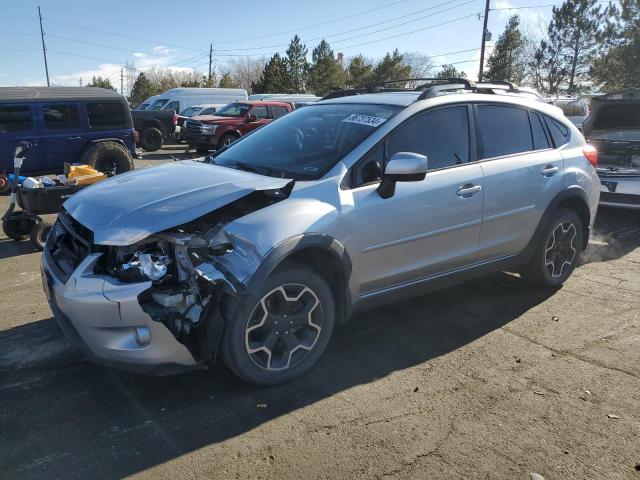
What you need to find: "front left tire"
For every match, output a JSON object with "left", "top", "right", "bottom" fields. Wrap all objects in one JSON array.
[{"left": 221, "top": 261, "right": 335, "bottom": 386}]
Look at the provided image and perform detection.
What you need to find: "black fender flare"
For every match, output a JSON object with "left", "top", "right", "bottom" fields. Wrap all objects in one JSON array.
[
  {"left": 522, "top": 185, "right": 592, "bottom": 261},
  {"left": 78, "top": 138, "right": 128, "bottom": 159},
  {"left": 245, "top": 233, "right": 353, "bottom": 318}
]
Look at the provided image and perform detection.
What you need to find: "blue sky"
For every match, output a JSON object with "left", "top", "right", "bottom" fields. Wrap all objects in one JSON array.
[{"left": 0, "top": 0, "right": 552, "bottom": 89}]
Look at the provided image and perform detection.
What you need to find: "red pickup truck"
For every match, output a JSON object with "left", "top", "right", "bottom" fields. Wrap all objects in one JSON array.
[{"left": 182, "top": 100, "right": 293, "bottom": 153}]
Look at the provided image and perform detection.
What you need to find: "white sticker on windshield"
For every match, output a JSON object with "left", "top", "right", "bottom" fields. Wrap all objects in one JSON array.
[{"left": 342, "top": 114, "right": 387, "bottom": 128}]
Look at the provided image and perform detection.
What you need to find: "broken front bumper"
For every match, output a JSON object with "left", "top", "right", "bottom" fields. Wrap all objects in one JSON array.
[
  {"left": 598, "top": 173, "right": 640, "bottom": 209},
  {"left": 41, "top": 249, "right": 198, "bottom": 375}
]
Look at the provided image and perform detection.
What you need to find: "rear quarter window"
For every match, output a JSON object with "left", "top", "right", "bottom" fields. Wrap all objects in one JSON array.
[
  {"left": 545, "top": 116, "right": 570, "bottom": 147},
  {"left": 86, "top": 102, "right": 126, "bottom": 129},
  {"left": 0, "top": 105, "right": 32, "bottom": 132}
]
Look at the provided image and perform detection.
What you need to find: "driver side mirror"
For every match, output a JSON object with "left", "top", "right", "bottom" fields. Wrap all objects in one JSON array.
[
  {"left": 245, "top": 114, "right": 258, "bottom": 123},
  {"left": 377, "top": 152, "right": 428, "bottom": 199}
]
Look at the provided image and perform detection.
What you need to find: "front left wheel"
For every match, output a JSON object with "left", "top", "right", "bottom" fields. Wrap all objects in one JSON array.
[{"left": 221, "top": 262, "right": 335, "bottom": 386}]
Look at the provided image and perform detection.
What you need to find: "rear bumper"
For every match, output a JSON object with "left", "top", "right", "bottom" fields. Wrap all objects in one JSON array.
[
  {"left": 598, "top": 173, "right": 640, "bottom": 209},
  {"left": 41, "top": 249, "right": 198, "bottom": 375}
]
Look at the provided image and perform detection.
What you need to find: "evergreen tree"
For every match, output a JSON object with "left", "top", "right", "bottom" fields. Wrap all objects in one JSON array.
[
  {"left": 591, "top": 0, "right": 640, "bottom": 91},
  {"left": 546, "top": 0, "right": 603, "bottom": 93},
  {"left": 530, "top": 38, "right": 567, "bottom": 94},
  {"left": 86, "top": 76, "right": 116, "bottom": 91},
  {"left": 251, "top": 53, "right": 290, "bottom": 93},
  {"left": 346, "top": 55, "right": 374, "bottom": 87},
  {"left": 285, "top": 35, "right": 309, "bottom": 93},
  {"left": 485, "top": 15, "right": 525, "bottom": 83},
  {"left": 308, "top": 40, "right": 346, "bottom": 96},
  {"left": 128, "top": 72, "right": 156, "bottom": 107},
  {"left": 371, "top": 49, "right": 411, "bottom": 84},
  {"left": 435, "top": 64, "right": 467, "bottom": 79},
  {"left": 218, "top": 71, "right": 239, "bottom": 88}
]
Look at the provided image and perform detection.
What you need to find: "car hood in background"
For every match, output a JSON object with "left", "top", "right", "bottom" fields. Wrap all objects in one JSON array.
[
  {"left": 63, "top": 161, "right": 290, "bottom": 245},
  {"left": 190, "top": 115, "right": 244, "bottom": 125}
]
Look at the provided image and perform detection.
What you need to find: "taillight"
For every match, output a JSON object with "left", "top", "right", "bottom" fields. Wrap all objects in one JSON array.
[
  {"left": 172, "top": 113, "right": 178, "bottom": 126},
  {"left": 133, "top": 130, "right": 139, "bottom": 144},
  {"left": 583, "top": 144, "right": 598, "bottom": 167}
]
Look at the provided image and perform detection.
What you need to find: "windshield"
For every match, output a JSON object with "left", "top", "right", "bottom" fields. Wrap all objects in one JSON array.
[
  {"left": 210, "top": 103, "right": 400, "bottom": 180},
  {"left": 180, "top": 106, "right": 202, "bottom": 117},
  {"left": 215, "top": 102, "right": 251, "bottom": 117},
  {"left": 149, "top": 99, "right": 169, "bottom": 110}
]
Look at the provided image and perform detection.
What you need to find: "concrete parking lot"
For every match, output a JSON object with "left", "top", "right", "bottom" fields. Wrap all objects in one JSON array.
[{"left": 1, "top": 148, "right": 639, "bottom": 479}]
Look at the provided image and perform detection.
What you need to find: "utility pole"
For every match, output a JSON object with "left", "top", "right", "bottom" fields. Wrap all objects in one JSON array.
[
  {"left": 478, "top": 0, "right": 490, "bottom": 81},
  {"left": 120, "top": 68, "right": 124, "bottom": 94},
  {"left": 208, "top": 43, "right": 213, "bottom": 84},
  {"left": 38, "top": 6, "right": 50, "bottom": 87}
]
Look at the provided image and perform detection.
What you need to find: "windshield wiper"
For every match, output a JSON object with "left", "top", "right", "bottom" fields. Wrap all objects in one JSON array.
[{"left": 233, "top": 161, "right": 275, "bottom": 176}]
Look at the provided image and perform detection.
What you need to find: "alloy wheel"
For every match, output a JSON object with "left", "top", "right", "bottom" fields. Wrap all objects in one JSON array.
[
  {"left": 544, "top": 221, "right": 577, "bottom": 278},
  {"left": 245, "top": 284, "right": 323, "bottom": 371}
]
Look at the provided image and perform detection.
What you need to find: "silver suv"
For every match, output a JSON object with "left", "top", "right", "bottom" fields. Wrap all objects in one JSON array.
[{"left": 41, "top": 80, "right": 601, "bottom": 386}]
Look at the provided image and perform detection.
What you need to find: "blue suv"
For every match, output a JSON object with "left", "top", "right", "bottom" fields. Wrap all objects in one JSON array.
[{"left": 0, "top": 87, "right": 136, "bottom": 181}]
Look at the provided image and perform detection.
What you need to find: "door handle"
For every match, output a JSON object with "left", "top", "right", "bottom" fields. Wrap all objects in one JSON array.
[
  {"left": 67, "top": 136, "right": 82, "bottom": 140},
  {"left": 541, "top": 165, "right": 560, "bottom": 176},
  {"left": 457, "top": 184, "right": 482, "bottom": 197}
]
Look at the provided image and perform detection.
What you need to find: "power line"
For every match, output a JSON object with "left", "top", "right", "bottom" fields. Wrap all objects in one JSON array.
[
  {"left": 214, "top": 0, "right": 410, "bottom": 45},
  {"left": 213, "top": 0, "right": 477, "bottom": 52}
]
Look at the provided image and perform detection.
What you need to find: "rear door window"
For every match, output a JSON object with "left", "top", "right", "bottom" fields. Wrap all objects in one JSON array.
[
  {"left": 43, "top": 103, "right": 80, "bottom": 130},
  {"left": 251, "top": 106, "right": 269, "bottom": 119},
  {"left": 272, "top": 106, "right": 289, "bottom": 119},
  {"left": 165, "top": 100, "right": 180, "bottom": 111},
  {"left": 476, "top": 105, "right": 533, "bottom": 158},
  {"left": 545, "top": 116, "right": 570, "bottom": 147},
  {"left": 530, "top": 112, "right": 551, "bottom": 150},
  {"left": 387, "top": 105, "right": 470, "bottom": 170},
  {"left": 86, "top": 102, "right": 126, "bottom": 129},
  {"left": 0, "top": 105, "right": 32, "bottom": 132}
]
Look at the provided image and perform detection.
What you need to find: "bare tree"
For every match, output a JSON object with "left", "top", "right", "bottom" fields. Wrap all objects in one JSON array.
[
  {"left": 226, "top": 57, "right": 266, "bottom": 93},
  {"left": 402, "top": 51, "right": 434, "bottom": 86}
]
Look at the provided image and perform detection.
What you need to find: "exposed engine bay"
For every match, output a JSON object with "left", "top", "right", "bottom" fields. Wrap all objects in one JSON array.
[{"left": 93, "top": 184, "right": 293, "bottom": 361}]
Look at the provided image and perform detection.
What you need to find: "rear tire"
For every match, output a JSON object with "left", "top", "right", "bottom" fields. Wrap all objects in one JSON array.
[
  {"left": 520, "top": 208, "right": 583, "bottom": 288},
  {"left": 80, "top": 141, "right": 134, "bottom": 176},
  {"left": 2, "top": 213, "right": 38, "bottom": 241},
  {"left": 221, "top": 261, "right": 335, "bottom": 386},
  {"left": 140, "top": 126, "right": 163, "bottom": 152},
  {"left": 30, "top": 221, "right": 52, "bottom": 251}
]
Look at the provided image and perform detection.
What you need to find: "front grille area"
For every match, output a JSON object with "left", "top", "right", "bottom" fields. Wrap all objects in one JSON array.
[
  {"left": 600, "top": 192, "right": 640, "bottom": 206},
  {"left": 47, "top": 210, "right": 94, "bottom": 281},
  {"left": 185, "top": 120, "right": 203, "bottom": 136}
]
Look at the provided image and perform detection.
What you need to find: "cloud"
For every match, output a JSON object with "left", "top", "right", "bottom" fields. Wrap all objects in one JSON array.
[{"left": 493, "top": 0, "right": 546, "bottom": 26}]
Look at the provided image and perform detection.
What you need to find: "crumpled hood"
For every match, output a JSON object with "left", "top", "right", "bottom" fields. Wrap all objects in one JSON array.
[{"left": 63, "top": 160, "right": 291, "bottom": 246}]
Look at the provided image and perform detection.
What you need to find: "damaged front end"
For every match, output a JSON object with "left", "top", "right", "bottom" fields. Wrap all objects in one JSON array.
[{"left": 93, "top": 185, "right": 292, "bottom": 366}]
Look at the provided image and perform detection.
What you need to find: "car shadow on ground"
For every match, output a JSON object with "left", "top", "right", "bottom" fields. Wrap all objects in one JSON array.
[
  {"left": 1, "top": 272, "right": 553, "bottom": 479},
  {"left": 0, "top": 238, "right": 38, "bottom": 259}
]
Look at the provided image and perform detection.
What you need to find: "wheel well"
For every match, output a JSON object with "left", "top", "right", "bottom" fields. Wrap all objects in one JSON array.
[
  {"left": 284, "top": 247, "right": 349, "bottom": 323},
  {"left": 557, "top": 196, "right": 590, "bottom": 249}
]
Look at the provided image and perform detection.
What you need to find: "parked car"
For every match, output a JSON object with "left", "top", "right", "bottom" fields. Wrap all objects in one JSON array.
[
  {"left": 248, "top": 93, "right": 322, "bottom": 108},
  {"left": 583, "top": 88, "right": 640, "bottom": 209},
  {"left": 549, "top": 97, "right": 590, "bottom": 130},
  {"left": 41, "top": 79, "right": 600, "bottom": 386},
  {"left": 131, "top": 109, "right": 177, "bottom": 151},
  {"left": 0, "top": 87, "right": 135, "bottom": 177},
  {"left": 147, "top": 87, "right": 248, "bottom": 113},
  {"left": 182, "top": 100, "right": 294, "bottom": 153},
  {"left": 175, "top": 104, "right": 224, "bottom": 142}
]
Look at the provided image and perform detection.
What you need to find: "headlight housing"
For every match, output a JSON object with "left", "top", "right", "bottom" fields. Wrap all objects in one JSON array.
[{"left": 201, "top": 124, "right": 217, "bottom": 134}]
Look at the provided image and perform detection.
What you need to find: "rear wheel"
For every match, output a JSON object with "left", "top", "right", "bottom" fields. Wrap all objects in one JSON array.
[
  {"left": 140, "top": 126, "right": 163, "bottom": 151},
  {"left": 2, "top": 213, "right": 38, "bottom": 241},
  {"left": 520, "top": 208, "right": 583, "bottom": 288},
  {"left": 222, "top": 262, "right": 335, "bottom": 386},
  {"left": 30, "top": 221, "right": 52, "bottom": 251},
  {"left": 80, "top": 141, "right": 134, "bottom": 176}
]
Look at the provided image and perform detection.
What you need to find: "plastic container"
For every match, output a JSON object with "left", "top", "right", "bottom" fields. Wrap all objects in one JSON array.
[{"left": 17, "top": 185, "right": 83, "bottom": 214}]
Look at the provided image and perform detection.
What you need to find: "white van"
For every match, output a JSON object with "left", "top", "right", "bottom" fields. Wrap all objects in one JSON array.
[
  {"left": 148, "top": 88, "right": 248, "bottom": 113},
  {"left": 136, "top": 95, "right": 159, "bottom": 110}
]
